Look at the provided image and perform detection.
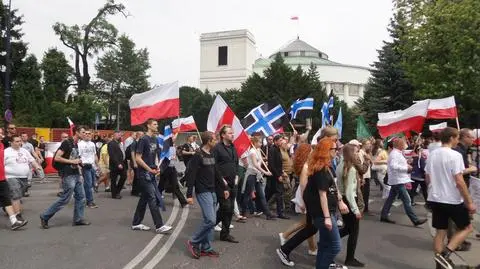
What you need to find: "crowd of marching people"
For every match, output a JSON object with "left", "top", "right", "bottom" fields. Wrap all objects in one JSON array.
[{"left": 1, "top": 118, "right": 480, "bottom": 269}]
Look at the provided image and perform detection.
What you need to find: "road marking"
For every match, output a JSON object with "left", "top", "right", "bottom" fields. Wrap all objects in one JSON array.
[
  {"left": 122, "top": 199, "right": 180, "bottom": 269},
  {"left": 143, "top": 204, "right": 190, "bottom": 269}
]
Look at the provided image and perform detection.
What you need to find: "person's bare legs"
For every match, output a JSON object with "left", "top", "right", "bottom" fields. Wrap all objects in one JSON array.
[
  {"left": 307, "top": 235, "right": 317, "bottom": 252},
  {"left": 435, "top": 225, "right": 473, "bottom": 253},
  {"left": 283, "top": 216, "right": 306, "bottom": 238},
  {"left": 11, "top": 200, "right": 21, "bottom": 215}
]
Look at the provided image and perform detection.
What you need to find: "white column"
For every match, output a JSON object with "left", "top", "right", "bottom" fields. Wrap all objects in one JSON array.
[
  {"left": 343, "top": 84, "right": 350, "bottom": 106},
  {"left": 325, "top": 83, "right": 332, "bottom": 95}
]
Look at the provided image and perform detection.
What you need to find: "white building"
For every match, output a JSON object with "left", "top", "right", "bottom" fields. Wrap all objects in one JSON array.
[{"left": 199, "top": 29, "right": 371, "bottom": 107}]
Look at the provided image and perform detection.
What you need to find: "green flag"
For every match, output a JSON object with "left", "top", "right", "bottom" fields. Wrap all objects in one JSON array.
[{"left": 356, "top": 116, "right": 372, "bottom": 139}]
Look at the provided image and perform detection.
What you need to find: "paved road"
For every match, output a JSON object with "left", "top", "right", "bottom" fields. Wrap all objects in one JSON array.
[{"left": 1, "top": 178, "right": 480, "bottom": 269}]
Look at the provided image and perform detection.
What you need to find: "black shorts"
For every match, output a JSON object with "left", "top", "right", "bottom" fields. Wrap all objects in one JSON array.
[
  {"left": 0, "top": 180, "right": 12, "bottom": 207},
  {"left": 430, "top": 201, "right": 470, "bottom": 230}
]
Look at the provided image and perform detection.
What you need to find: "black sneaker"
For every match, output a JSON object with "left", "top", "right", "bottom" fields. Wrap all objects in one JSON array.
[
  {"left": 434, "top": 252, "right": 454, "bottom": 269},
  {"left": 276, "top": 248, "right": 294, "bottom": 267},
  {"left": 345, "top": 258, "right": 365, "bottom": 267},
  {"left": 277, "top": 215, "right": 290, "bottom": 220},
  {"left": 414, "top": 218, "right": 427, "bottom": 226},
  {"left": 186, "top": 240, "right": 200, "bottom": 259},
  {"left": 11, "top": 220, "right": 27, "bottom": 230},
  {"left": 73, "top": 220, "right": 91, "bottom": 226},
  {"left": 380, "top": 217, "right": 396, "bottom": 224},
  {"left": 16, "top": 214, "right": 25, "bottom": 222},
  {"left": 87, "top": 203, "right": 99, "bottom": 209},
  {"left": 40, "top": 216, "right": 49, "bottom": 229}
]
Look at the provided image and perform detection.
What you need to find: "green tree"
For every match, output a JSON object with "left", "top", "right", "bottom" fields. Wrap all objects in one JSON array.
[
  {"left": 12, "top": 54, "right": 45, "bottom": 125},
  {"left": 40, "top": 48, "right": 74, "bottom": 103},
  {"left": 0, "top": 1, "right": 28, "bottom": 110},
  {"left": 179, "top": 86, "right": 214, "bottom": 131},
  {"left": 356, "top": 10, "right": 414, "bottom": 132},
  {"left": 400, "top": 0, "right": 480, "bottom": 126},
  {"left": 95, "top": 34, "right": 150, "bottom": 129},
  {"left": 53, "top": 0, "right": 126, "bottom": 92}
]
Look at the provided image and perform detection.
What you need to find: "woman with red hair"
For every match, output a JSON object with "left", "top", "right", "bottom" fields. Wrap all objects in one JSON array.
[{"left": 304, "top": 138, "right": 349, "bottom": 269}]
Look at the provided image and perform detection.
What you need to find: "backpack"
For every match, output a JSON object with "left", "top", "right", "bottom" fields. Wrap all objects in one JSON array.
[
  {"left": 176, "top": 146, "right": 184, "bottom": 161},
  {"left": 52, "top": 138, "right": 74, "bottom": 171}
]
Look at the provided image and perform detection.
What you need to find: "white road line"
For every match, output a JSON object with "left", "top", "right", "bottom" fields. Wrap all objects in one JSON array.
[
  {"left": 142, "top": 204, "right": 190, "bottom": 269},
  {"left": 122, "top": 199, "right": 180, "bottom": 269}
]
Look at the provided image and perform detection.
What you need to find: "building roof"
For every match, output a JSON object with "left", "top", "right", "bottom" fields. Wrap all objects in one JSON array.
[
  {"left": 269, "top": 38, "right": 328, "bottom": 59},
  {"left": 255, "top": 56, "right": 371, "bottom": 71}
]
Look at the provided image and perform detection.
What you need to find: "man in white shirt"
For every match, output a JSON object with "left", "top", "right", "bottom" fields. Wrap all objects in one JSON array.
[
  {"left": 78, "top": 130, "right": 99, "bottom": 208},
  {"left": 425, "top": 127, "right": 476, "bottom": 269},
  {"left": 380, "top": 137, "right": 427, "bottom": 226}
]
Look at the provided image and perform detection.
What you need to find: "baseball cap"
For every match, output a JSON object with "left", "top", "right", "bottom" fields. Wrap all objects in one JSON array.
[{"left": 348, "top": 139, "right": 362, "bottom": 146}]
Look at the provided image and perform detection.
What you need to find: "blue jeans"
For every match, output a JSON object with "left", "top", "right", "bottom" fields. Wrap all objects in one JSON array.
[
  {"left": 82, "top": 167, "right": 95, "bottom": 204},
  {"left": 381, "top": 184, "right": 419, "bottom": 223},
  {"left": 254, "top": 181, "right": 273, "bottom": 217},
  {"left": 313, "top": 214, "right": 342, "bottom": 269},
  {"left": 241, "top": 175, "right": 257, "bottom": 215},
  {"left": 132, "top": 172, "right": 164, "bottom": 229},
  {"left": 41, "top": 174, "right": 86, "bottom": 223},
  {"left": 191, "top": 192, "right": 217, "bottom": 251}
]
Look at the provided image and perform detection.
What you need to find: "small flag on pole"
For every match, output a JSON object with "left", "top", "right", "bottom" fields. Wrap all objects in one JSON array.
[
  {"left": 66, "top": 117, "right": 75, "bottom": 136},
  {"left": 289, "top": 98, "right": 314, "bottom": 120},
  {"left": 290, "top": 16, "right": 299, "bottom": 20}
]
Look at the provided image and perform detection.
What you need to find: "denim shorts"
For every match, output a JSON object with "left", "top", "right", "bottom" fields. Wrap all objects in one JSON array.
[{"left": 6, "top": 178, "right": 26, "bottom": 200}]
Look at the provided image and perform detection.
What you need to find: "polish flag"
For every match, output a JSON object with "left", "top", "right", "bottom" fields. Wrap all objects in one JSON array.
[
  {"left": 429, "top": 122, "right": 447, "bottom": 132},
  {"left": 377, "top": 101, "right": 429, "bottom": 138},
  {"left": 418, "top": 96, "right": 457, "bottom": 119},
  {"left": 172, "top": 116, "right": 197, "bottom": 133},
  {"left": 129, "top": 81, "right": 180, "bottom": 126},
  {"left": 207, "top": 95, "right": 250, "bottom": 157},
  {"left": 473, "top": 129, "right": 480, "bottom": 146},
  {"left": 290, "top": 16, "right": 299, "bottom": 20},
  {"left": 66, "top": 117, "right": 75, "bottom": 136}
]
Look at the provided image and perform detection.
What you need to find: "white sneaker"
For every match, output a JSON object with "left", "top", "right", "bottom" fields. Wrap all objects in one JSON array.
[
  {"left": 230, "top": 224, "right": 234, "bottom": 229},
  {"left": 132, "top": 224, "right": 151, "bottom": 231},
  {"left": 155, "top": 225, "right": 172, "bottom": 234},
  {"left": 337, "top": 219, "right": 344, "bottom": 227},
  {"left": 307, "top": 249, "right": 317, "bottom": 256},
  {"left": 329, "top": 263, "right": 348, "bottom": 269},
  {"left": 214, "top": 225, "right": 222, "bottom": 232},
  {"left": 279, "top": 232, "right": 287, "bottom": 246}
]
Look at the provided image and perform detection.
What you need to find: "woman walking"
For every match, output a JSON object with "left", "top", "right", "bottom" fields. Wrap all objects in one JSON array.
[{"left": 336, "top": 144, "right": 365, "bottom": 267}]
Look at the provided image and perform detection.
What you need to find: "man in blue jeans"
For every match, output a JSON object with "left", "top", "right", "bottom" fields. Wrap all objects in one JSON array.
[
  {"left": 78, "top": 129, "right": 98, "bottom": 208},
  {"left": 186, "top": 131, "right": 228, "bottom": 259},
  {"left": 380, "top": 137, "right": 427, "bottom": 226},
  {"left": 40, "top": 126, "right": 90, "bottom": 229}
]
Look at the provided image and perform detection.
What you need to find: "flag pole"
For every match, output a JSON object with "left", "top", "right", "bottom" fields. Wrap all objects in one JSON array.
[
  {"left": 195, "top": 127, "right": 203, "bottom": 144},
  {"left": 456, "top": 117, "right": 460, "bottom": 130},
  {"left": 289, "top": 122, "right": 297, "bottom": 133},
  {"left": 251, "top": 142, "right": 271, "bottom": 174}
]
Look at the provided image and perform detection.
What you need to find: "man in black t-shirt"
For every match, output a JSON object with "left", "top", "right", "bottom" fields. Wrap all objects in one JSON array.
[
  {"left": 131, "top": 119, "right": 173, "bottom": 234},
  {"left": 40, "top": 126, "right": 90, "bottom": 229}
]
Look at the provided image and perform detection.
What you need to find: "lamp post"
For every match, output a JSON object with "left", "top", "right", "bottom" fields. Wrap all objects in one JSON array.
[{"left": 2, "top": 0, "right": 12, "bottom": 126}]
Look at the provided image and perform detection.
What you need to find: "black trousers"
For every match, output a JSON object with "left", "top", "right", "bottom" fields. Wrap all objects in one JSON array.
[
  {"left": 281, "top": 215, "right": 317, "bottom": 256},
  {"left": 110, "top": 167, "right": 127, "bottom": 198},
  {"left": 361, "top": 178, "right": 370, "bottom": 212},
  {"left": 409, "top": 180, "right": 428, "bottom": 202},
  {"left": 158, "top": 167, "right": 187, "bottom": 206},
  {"left": 339, "top": 197, "right": 360, "bottom": 261},
  {"left": 131, "top": 168, "right": 141, "bottom": 196},
  {"left": 216, "top": 186, "right": 237, "bottom": 239}
]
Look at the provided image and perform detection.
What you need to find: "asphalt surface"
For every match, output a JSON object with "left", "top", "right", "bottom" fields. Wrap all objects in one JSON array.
[{"left": 2, "top": 177, "right": 480, "bottom": 269}]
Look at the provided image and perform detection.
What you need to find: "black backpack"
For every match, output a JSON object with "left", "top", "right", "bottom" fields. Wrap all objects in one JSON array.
[{"left": 52, "top": 138, "right": 74, "bottom": 171}]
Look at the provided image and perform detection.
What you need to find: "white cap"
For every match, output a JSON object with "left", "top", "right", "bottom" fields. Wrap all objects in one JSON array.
[{"left": 348, "top": 139, "right": 362, "bottom": 147}]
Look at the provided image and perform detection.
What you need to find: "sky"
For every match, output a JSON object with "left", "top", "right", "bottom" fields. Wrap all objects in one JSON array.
[{"left": 15, "top": 0, "right": 394, "bottom": 88}]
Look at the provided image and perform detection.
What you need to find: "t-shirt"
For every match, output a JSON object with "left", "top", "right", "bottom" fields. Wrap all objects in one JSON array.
[
  {"left": 78, "top": 140, "right": 97, "bottom": 165},
  {"left": 4, "top": 147, "right": 35, "bottom": 178},
  {"left": 0, "top": 143, "right": 6, "bottom": 181},
  {"left": 182, "top": 143, "right": 194, "bottom": 164},
  {"left": 303, "top": 167, "right": 338, "bottom": 218},
  {"left": 136, "top": 135, "right": 159, "bottom": 172},
  {"left": 22, "top": 142, "right": 35, "bottom": 156},
  {"left": 99, "top": 144, "right": 109, "bottom": 168},
  {"left": 56, "top": 139, "right": 80, "bottom": 176},
  {"left": 247, "top": 148, "right": 262, "bottom": 174},
  {"left": 426, "top": 147, "right": 465, "bottom": 204}
]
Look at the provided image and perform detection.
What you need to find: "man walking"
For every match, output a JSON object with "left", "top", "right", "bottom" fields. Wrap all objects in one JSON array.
[
  {"left": 213, "top": 125, "right": 239, "bottom": 243},
  {"left": 40, "top": 126, "right": 90, "bottom": 229},
  {"left": 186, "top": 131, "right": 228, "bottom": 259},
  {"left": 268, "top": 135, "right": 289, "bottom": 219},
  {"left": 380, "top": 137, "right": 427, "bottom": 226},
  {"left": 131, "top": 119, "right": 172, "bottom": 234},
  {"left": 426, "top": 127, "right": 476, "bottom": 269},
  {"left": 108, "top": 131, "right": 127, "bottom": 199},
  {"left": 78, "top": 130, "right": 99, "bottom": 208}
]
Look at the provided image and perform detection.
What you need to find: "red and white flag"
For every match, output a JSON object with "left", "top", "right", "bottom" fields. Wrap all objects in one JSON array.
[
  {"left": 418, "top": 96, "right": 457, "bottom": 119},
  {"left": 66, "top": 117, "right": 75, "bottom": 136},
  {"left": 377, "top": 101, "right": 429, "bottom": 138},
  {"left": 473, "top": 129, "right": 480, "bottom": 146},
  {"left": 172, "top": 116, "right": 197, "bottom": 133},
  {"left": 129, "top": 81, "right": 180, "bottom": 126},
  {"left": 207, "top": 95, "right": 250, "bottom": 157},
  {"left": 290, "top": 16, "right": 299, "bottom": 20},
  {"left": 429, "top": 122, "right": 447, "bottom": 132}
]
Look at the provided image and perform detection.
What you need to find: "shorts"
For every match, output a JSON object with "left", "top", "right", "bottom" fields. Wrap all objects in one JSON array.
[
  {"left": 0, "top": 181, "right": 12, "bottom": 207},
  {"left": 430, "top": 201, "right": 470, "bottom": 230},
  {"left": 6, "top": 178, "right": 26, "bottom": 200}
]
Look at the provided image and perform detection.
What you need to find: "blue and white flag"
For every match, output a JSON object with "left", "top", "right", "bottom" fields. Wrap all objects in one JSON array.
[
  {"left": 289, "top": 98, "right": 314, "bottom": 120},
  {"left": 333, "top": 107, "right": 343, "bottom": 139},
  {"left": 158, "top": 125, "right": 174, "bottom": 165},
  {"left": 242, "top": 102, "right": 288, "bottom": 136}
]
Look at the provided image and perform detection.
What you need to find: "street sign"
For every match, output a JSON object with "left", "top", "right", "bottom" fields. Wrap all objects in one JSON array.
[{"left": 4, "top": 109, "right": 13, "bottom": 122}]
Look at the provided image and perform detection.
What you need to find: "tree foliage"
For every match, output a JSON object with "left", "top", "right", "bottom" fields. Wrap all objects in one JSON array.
[
  {"left": 399, "top": 0, "right": 480, "bottom": 127},
  {"left": 53, "top": 0, "right": 127, "bottom": 92},
  {"left": 40, "top": 48, "right": 74, "bottom": 103}
]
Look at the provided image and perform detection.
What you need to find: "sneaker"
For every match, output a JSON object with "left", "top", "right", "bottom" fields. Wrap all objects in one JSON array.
[
  {"left": 201, "top": 249, "right": 220, "bottom": 257},
  {"left": 279, "top": 233, "right": 287, "bottom": 246},
  {"left": 345, "top": 258, "right": 365, "bottom": 267},
  {"left": 16, "top": 214, "right": 25, "bottom": 222},
  {"left": 230, "top": 224, "right": 234, "bottom": 229},
  {"left": 337, "top": 219, "right": 344, "bottom": 227},
  {"left": 11, "top": 220, "right": 27, "bottom": 230},
  {"left": 413, "top": 218, "right": 427, "bottom": 226},
  {"left": 254, "top": 211, "right": 264, "bottom": 217},
  {"left": 87, "top": 203, "right": 99, "bottom": 209},
  {"left": 155, "top": 225, "right": 172, "bottom": 234},
  {"left": 132, "top": 224, "right": 151, "bottom": 231},
  {"left": 276, "top": 248, "right": 294, "bottom": 267},
  {"left": 307, "top": 249, "right": 317, "bottom": 256},
  {"left": 214, "top": 224, "right": 221, "bottom": 232},
  {"left": 186, "top": 240, "right": 200, "bottom": 259},
  {"left": 329, "top": 263, "right": 348, "bottom": 269},
  {"left": 40, "top": 216, "right": 49, "bottom": 229},
  {"left": 434, "top": 253, "right": 454, "bottom": 269}
]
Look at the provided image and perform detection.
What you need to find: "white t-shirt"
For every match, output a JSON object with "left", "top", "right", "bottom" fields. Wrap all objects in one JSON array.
[
  {"left": 247, "top": 148, "right": 262, "bottom": 173},
  {"left": 22, "top": 142, "right": 35, "bottom": 155},
  {"left": 428, "top": 142, "right": 442, "bottom": 154},
  {"left": 426, "top": 147, "right": 465, "bottom": 204},
  {"left": 78, "top": 140, "right": 97, "bottom": 165},
  {"left": 4, "top": 147, "right": 35, "bottom": 178}
]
